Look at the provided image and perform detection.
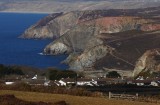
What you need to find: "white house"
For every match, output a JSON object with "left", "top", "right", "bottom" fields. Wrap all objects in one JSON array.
[
  {"left": 56, "top": 78, "right": 98, "bottom": 86},
  {"left": 32, "top": 75, "right": 38, "bottom": 80},
  {"left": 5, "top": 82, "right": 15, "bottom": 85},
  {"left": 58, "top": 78, "right": 75, "bottom": 86},
  {"left": 151, "top": 81, "right": 160, "bottom": 87},
  {"left": 4, "top": 79, "right": 20, "bottom": 85},
  {"left": 76, "top": 78, "right": 97, "bottom": 86}
]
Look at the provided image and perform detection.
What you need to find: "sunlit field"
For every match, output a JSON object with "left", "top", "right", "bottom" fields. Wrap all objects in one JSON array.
[{"left": 0, "top": 90, "right": 159, "bottom": 105}]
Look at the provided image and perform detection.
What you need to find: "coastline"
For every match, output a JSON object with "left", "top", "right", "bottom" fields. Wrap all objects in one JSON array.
[{"left": 0, "top": 11, "right": 52, "bottom": 14}]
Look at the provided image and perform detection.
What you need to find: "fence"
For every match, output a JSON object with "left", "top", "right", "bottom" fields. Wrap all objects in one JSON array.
[{"left": 109, "top": 92, "right": 138, "bottom": 100}]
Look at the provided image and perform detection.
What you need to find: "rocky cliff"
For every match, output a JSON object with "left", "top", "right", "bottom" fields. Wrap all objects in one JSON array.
[
  {"left": 133, "top": 49, "right": 160, "bottom": 77},
  {"left": 21, "top": 12, "right": 63, "bottom": 39},
  {"left": 21, "top": 9, "right": 136, "bottom": 39},
  {"left": 43, "top": 16, "right": 158, "bottom": 53},
  {"left": 22, "top": 7, "right": 160, "bottom": 77},
  {"left": 44, "top": 15, "right": 160, "bottom": 71},
  {"left": 22, "top": 7, "right": 160, "bottom": 39}
]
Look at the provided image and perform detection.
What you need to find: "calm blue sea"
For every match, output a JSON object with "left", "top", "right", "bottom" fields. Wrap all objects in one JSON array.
[{"left": 0, "top": 12, "right": 68, "bottom": 69}]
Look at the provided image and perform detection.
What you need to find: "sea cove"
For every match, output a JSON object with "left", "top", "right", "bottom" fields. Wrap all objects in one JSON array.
[{"left": 0, "top": 13, "right": 68, "bottom": 69}]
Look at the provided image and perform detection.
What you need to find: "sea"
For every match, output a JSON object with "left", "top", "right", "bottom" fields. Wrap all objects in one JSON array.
[{"left": 0, "top": 12, "right": 68, "bottom": 69}]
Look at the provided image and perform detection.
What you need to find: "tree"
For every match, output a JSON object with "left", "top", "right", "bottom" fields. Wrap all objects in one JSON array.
[
  {"left": 106, "top": 71, "right": 121, "bottom": 78},
  {"left": 46, "top": 68, "right": 77, "bottom": 80}
]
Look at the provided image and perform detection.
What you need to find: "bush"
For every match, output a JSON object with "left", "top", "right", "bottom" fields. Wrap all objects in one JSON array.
[
  {"left": 46, "top": 68, "right": 77, "bottom": 80},
  {"left": 106, "top": 71, "right": 121, "bottom": 78}
]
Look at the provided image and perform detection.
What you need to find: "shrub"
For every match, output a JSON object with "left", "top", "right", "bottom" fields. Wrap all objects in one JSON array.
[{"left": 106, "top": 71, "right": 121, "bottom": 78}]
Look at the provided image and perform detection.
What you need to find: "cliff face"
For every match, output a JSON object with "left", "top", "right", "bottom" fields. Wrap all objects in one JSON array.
[
  {"left": 22, "top": 7, "right": 160, "bottom": 39},
  {"left": 66, "top": 45, "right": 115, "bottom": 70},
  {"left": 21, "top": 10, "right": 116, "bottom": 39},
  {"left": 21, "top": 12, "right": 63, "bottom": 39},
  {"left": 21, "top": 11, "right": 86, "bottom": 39},
  {"left": 44, "top": 16, "right": 154, "bottom": 54},
  {"left": 44, "top": 15, "right": 160, "bottom": 71},
  {"left": 133, "top": 49, "right": 160, "bottom": 77},
  {"left": 22, "top": 7, "right": 160, "bottom": 76}
]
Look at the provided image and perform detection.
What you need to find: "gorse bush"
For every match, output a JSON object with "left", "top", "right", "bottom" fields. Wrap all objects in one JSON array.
[{"left": 106, "top": 71, "right": 121, "bottom": 78}]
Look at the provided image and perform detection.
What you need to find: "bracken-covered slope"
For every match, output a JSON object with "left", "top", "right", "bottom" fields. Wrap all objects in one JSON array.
[{"left": 22, "top": 6, "right": 160, "bottom": 76}]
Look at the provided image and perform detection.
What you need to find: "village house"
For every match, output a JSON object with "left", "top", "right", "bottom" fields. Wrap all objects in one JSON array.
[
  {"left": 128, "top": 76, "right": 149, "bottom": 86},
  {"left": 76, "top": 78, "right": 97, "bottom": 86},
  {"left": 54, "top": 77, "right": 130, "bottom": 87},
  {"left": 127, "top": 76, "right": 160, "bottom": 87},
  {"left": 55, "top": 78, "right": 98, "bottom": 86},
  {"left": 3, "top": 75, "right": 23, "bottom": 85},
  {"left": 150, "top": 81, "right": 160, "bottom": 86},
  {"left": 21, "top": 74, "right": 52, "bottom": 86},
  {"left": 132, "top": 80, "right": 151, "bottom": 86},
  {"left": 4, "top": 79, "right": 20, "bottom": 85},
  {"left": 150, "top": 78, "right": 160, "bottom": 87},
  {"left": 58, "top": 78, "right": 75, "bottom": 86}
]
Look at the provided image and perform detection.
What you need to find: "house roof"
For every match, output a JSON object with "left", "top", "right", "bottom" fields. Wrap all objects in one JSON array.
[
  {"left": 60, "top": 78, "right": 95, "bottom": 82},
  {"left": 97, "top": 78, "right": 113, "bottom": 81},
  {"left": 77, "top": 78, "right": 93, "bottom": 82},
  {"left": 60, "top": 78, "right": 75, "bottom": 82},
  {"left": 54, "top": 81, "right": 61, "bottom": 86}
]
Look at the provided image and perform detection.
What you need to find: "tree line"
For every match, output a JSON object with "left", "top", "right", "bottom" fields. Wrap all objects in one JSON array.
[{"left": 0, "top": 64, "right": 24, "bottom": 78}]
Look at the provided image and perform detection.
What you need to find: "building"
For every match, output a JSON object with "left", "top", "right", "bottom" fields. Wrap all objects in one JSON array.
[{"left": 76, "top": 78, "right": 97, "bottom": 86}]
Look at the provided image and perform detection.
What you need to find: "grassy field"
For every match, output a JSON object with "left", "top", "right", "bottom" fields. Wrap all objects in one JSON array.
[{"left": 0, "top": 90, "right": 159, "bottom": 105}]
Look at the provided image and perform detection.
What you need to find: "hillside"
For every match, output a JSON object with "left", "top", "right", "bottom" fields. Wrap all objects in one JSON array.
[
  {"left": 0, "top": 0, "right": 160, "bottom": 13},
  {"left": 0, "top": 90, "right": 159, "bottom": 105},
  {"left": 21, "top": 6, "right": 160, "bottom": 77}
]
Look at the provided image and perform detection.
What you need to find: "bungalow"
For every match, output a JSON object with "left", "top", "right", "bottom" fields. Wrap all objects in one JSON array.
[
  {"left": 150, "top": 81, "right": 160, "bottom": 87},
  {"left": 4, "top": 79, "right": 21, "bottom": 85},
  {"left": 56, "top": 78, "right": 98, "bottom": 86},
  {"left": 76, "top": 78, "right": 97, "bottom": 86},
  {"left": 54, "top": 80, "right": 61, "bottom": 86},
  {"left": 58, "top": 78, "right": 75, "bottom": 86},
  {"left": 150, "top": 77, "right": 160, "bottom": 87},
  {"left": 133, "top": 80, "right": 151, "bottom": 86}
]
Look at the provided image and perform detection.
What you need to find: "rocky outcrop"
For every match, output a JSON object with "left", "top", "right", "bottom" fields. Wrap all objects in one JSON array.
[
  {"left": 133, "top": 49, "right": 160, "bottom": 77},
  {"left": 21, "top": 12, "right": 63, "bottom": 39},
  {"left": 65, "top": 45, "right": 114, "bottom": 70},
  {"left": 21, "top": 11, "right": 87, "bottom": 39}
]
